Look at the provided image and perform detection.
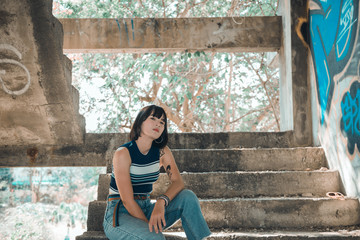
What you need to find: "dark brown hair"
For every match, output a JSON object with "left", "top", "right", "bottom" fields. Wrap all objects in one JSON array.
[{"left": 129, "top": 105, "right": 168, "bottom": 148}]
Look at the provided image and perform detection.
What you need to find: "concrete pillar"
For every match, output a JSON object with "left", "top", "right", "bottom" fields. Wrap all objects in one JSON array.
[
  {"left": 279, "top": 0, "right": 312, "bottom": 146},
  {"left": 0, "top": 0, "right": 85, "bottom": 146}
]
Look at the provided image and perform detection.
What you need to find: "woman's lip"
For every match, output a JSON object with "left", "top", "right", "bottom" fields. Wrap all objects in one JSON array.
[{"left": 153, "top": 129, "right": 159, "bottom": 132}]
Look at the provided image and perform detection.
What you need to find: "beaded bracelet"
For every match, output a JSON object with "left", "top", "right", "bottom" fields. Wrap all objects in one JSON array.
[{"left": 157, "top": 194, "right": 170, "bottom": 207}]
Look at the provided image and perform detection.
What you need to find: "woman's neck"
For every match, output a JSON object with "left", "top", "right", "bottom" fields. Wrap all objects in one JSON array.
[{"left": 135, "top": 137, "right": 152, "bottom": 155}]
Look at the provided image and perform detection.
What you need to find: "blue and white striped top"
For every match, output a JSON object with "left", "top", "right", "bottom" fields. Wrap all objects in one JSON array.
[{"left": 109, "top": 140, "right": 160, "bottom": 195}]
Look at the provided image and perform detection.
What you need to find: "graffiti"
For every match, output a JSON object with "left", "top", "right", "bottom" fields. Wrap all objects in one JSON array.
[
  {"left": 341, "top": 81, "right": 360, "bottom": 154},
  {"left": 116, "top": 18, "right": 136, "bottom": 46},
  {"left": 0, "top": 43, "right": 31, "bottom": 95},
  {"left": 337, "top": 0, "right": 356, "bottom": 60},
  {"left": 310, "top": 0, "right": 358, "bottom": 124}
]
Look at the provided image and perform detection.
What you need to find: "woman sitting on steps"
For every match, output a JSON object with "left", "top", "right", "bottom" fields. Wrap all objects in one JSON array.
[{"left": 103, "top": 105, "right": 211, "bottom": 240}]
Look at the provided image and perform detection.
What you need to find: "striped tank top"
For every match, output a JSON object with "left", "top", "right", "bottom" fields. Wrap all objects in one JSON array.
[{"left": 109, "top": 140, "right": 160, "bottom": 195}]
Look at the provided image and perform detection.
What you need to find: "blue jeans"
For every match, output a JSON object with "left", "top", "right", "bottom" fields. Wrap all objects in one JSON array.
[{"left": 103, "top": 189, "right": 211, "bottom": 240}]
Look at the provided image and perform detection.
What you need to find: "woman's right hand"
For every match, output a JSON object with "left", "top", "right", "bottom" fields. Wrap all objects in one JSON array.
[{"left": 148, "top": 199, "right": 166, "bottom": 233}]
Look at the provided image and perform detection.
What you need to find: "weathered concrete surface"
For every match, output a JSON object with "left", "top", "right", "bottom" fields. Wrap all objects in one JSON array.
[
  {"left": 171, "top": 131, "right": 297, "bottom": 149},
  {"left": 0, "top": 133, "right": 127, "bottom": 167},
  {"left": 0, "top": 0, "right": 85, "bottom": 146},
  {"left": 202, "top": 198, "right": 360, "bottom": 229},
  {"left": 277, "top": 0, "right": 313, "bottom": 148},
  {"left": 171, "top": 148, "right": 326, "bottom": 172},
  {"left": 278, "top": 0, "right": 293, "bottom": 132},
  {"left": 97, "top": 170, "right": 341, "bottom": 200},
  {"left": 86, "top": 198, "right": 360, "bottom": 231},
  {"left": 0, "top": 132, "right": 298, "bottom": 167},
  {"left": 156, "top": 171, "right": 342, "bottom": 199},
  {"left": 60, "top": 17, "right": 282, "bottom": 53},
  {"left": 77, "top": 230, "right": 360, "bottom": 240},
  {"left": 76, "top": 230, "right": 360, "bottom": 240}
]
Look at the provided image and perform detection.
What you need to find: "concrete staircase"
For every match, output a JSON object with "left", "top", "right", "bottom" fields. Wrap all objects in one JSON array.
[{"left": 76, "top": 133, "right": 360, "bottom": 239}]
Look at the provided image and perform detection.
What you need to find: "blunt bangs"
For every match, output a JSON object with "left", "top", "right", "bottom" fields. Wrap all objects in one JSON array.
[{"left": 151, "top": 106, "right": 167, "bottom": 122}]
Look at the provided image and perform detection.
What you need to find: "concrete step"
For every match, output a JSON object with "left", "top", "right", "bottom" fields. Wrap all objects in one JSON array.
[
  {"left": 84, "top": 132, "right": 296, "bottom": 158},
  {"left": 170, "top": 147, "right": 326, "bottom": 172},
  {"left": 86, "top": 198, "right": 360, "bottom": 231},
  {"left": 153, "top": 171, "right": 342, "bottom": 199},
  {"left": 167, "top": 131, "right": 295, "bottom": 149},
  {"left": 76, "top": 230, "right": 360, "bottom": 240},
  {"left": 97, "top": 171, "right": 341, "bottom": 201}
]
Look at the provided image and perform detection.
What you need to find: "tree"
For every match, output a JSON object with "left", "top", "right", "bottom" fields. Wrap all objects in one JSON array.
[
  {"left": 0, "top": 168, "right": 13, "bottom": 190},
  {"left": 53, "top": 0, "right": 280, "bottom": 133}
]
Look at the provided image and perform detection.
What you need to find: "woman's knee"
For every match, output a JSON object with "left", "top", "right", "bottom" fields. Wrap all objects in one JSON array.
[{"left": 178, "top": 189, "right": 199, "bottom": 203}]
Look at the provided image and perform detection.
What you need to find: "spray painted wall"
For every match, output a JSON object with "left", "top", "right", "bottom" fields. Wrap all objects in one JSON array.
[{"left": 309, "top": 0, "right": 360, "bottom": 196}]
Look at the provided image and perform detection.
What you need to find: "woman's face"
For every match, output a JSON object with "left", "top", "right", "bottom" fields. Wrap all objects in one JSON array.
[{"left": 140, "top": 114, "right": 165, "bottom": 140}]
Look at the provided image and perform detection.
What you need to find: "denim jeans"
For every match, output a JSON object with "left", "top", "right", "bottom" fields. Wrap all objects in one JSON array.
[{"left": 103, "top": 189, "right": 211, "bottom": 240}]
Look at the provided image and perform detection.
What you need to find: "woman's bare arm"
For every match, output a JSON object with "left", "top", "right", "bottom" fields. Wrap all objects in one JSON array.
[
  {"left": 160, "top": 146, "right": 185, "bottom": 200},
  {"left": 149, "top": 146, "right": 185, "bottom": 233},
  {"left": 113, "top": 148, "right": 148, "bottom": 223}
]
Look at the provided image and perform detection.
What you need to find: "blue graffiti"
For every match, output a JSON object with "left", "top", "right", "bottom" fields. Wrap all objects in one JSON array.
[
  {"left": 131, "top": 19, "right": 135, "bottom": 41},
  {"left": 124, "top": 21, "right": 129, "bottom": 42},
  {"left": 310, "top": 0, "right": 358, "bottom": 124},
  {"left": 337, "top": 0, "right": 356, "bottom": 61},
  {"left": 341, "top": 81, "right": 360, "bottom": 154},
  {"left": 115, "top": 19, "right": 136, "bottom": 44},
  {"left": 116, "top": 19, "right": 121, "bottom": 40}
]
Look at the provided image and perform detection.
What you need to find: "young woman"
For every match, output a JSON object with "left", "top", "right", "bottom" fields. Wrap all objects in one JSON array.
[{"left": 103, "top": 105, "right": 211, "bottom": 240}]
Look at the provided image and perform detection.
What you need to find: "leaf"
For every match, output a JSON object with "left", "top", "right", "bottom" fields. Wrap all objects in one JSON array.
[
  {"left": 150, "top": 63, "right": 160, "bottom": 71},
  {"left": 186, "top": 91, "right": 192, "bottom": 100},
  {"left": 160, "top": 72, "right": 168, "bottom": 79}
]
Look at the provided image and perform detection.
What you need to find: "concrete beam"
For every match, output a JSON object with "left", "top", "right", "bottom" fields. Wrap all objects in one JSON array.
[{"left": 59, "top": 17, "right": 282, "bottom": 53}]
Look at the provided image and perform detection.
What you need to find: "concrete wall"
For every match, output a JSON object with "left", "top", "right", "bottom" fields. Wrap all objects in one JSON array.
[
  {"left": 309, "top": 0, "right": 360, "bottom": 196},
  {"left": 0, "top": 0, "right": 85, "bottom": 146}
]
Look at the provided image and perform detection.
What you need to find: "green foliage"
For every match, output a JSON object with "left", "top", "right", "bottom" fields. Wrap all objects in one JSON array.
[
  {"left": 54, "top": 0, "right": 280, "bottom": 133},
  {"left": 0, "top": 167, "right": 104, "bottom": 239},
  {"left": 1, "top": 202, "right": 87, "bottom": 240},
  {"left": 0, "top": 168, "right": 13, "bottom": 183},
  {"left": 70, "top": 51, "right": 279, "bottom": 132},
  {"left": 54, "top": 0, "right": 278, "bottom": 18}
]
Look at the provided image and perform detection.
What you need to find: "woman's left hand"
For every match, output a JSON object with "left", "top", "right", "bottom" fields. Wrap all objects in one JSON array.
[{"left": 149, "top": 199, "right": 166, "bottom": 234}]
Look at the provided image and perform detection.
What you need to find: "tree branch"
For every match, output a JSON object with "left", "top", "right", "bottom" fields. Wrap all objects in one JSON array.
[
  {"left": 227, "top": 0, "right": 239, "bottom": 16},
  {"left": 229, "top": 106, "right": 270, "bottom": 124},
  {"left": 193, "top": 52, "right": 215, "bottom": 99},
  {"left": 224, "top": 54, "right": 233, "bottom": 131},
  {"left": 177, "top": 0, "right": 209, "bottom": 17},
  {"left": 137, "top": 0, "right": 152, "bottom": 18},
  {"left": 244, "top": 54, "right": 280, "bottom": 130},
  {"left": 162, "top": 0, "right": 166, "bottom": 17}
]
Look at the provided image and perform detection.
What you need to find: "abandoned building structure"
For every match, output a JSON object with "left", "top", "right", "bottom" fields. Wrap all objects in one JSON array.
[{"left": 1, "top": 0, "right": 360, "bottom": 239}]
